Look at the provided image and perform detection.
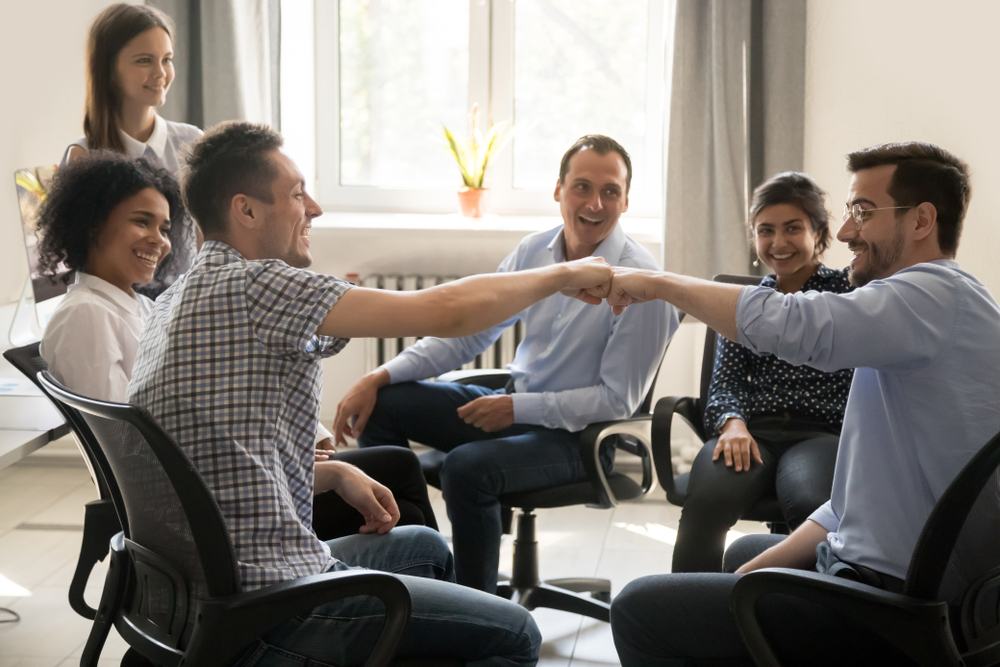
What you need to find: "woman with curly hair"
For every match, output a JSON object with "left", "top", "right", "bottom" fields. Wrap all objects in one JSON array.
[
  {"left": 671, "top": 171, "right": 855, "bottom": 574},
  {"left": 62, "top": 3, "right": 201, "bottom": 296},
  {"left": 39, "top": 152, "right": 183, "bottom": 402}
]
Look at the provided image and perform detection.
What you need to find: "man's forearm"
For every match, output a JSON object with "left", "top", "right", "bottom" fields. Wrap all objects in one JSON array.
[
  {"left": 648, "top": 273, "right": 743, "bottom": 341},
  {"left": 736, "top": 519, "right": 828, "bottom": 573}
]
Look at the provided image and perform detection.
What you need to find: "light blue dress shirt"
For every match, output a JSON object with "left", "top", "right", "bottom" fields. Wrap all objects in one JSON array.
[
  {"left": 736, "top": 259, "right": 1000, "bottom": 579},
  {"left": 382, "top": 224, "right": 679, "bottom": 432}
]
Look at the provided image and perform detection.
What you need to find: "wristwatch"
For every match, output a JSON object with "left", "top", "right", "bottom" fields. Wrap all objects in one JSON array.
[{"left": 715, "top": 412, "right": 743, "bottom": 434}]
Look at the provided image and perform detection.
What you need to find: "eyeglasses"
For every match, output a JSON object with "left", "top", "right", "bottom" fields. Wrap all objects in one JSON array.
[{"left": 843, "top": 203, "right": 914, "bottom": 230}]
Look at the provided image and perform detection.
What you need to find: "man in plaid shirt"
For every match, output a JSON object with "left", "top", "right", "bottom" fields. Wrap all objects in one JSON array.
[{"left": 129, "top": 121, "right": 612, "bottom": 666}]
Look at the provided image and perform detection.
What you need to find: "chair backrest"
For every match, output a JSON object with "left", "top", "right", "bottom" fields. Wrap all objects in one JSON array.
[
  {"left": 696, "top": 274, "right": 764, "bottom": 425},
  {"left": 904, "top": 428, "right": 1000, "bottom": 660},
  {"left": 38, "top": 371, "right": 241, "bottom": 652},
  {"left": 2, "top": 343, "right": 114, "bottom": 500}
]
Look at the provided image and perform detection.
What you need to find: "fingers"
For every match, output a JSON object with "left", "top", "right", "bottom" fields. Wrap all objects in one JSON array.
[
  {"left": 333, "top": 406, "right": 351, "bottom": 449},
  {"left": 712, "top": 440, "right": 724, "bottom": 462},
  {"left": 723, "top": 440, "right": 733, "bottom": 468},
  {"left": 350, "top": 404, "right": 375, "bottom": 439},
  {"left": 751, "top": 438, "right": 763, "bottom": 465},
  {"left": 314, "top": 449, "right": 332, "bottom": 462}
]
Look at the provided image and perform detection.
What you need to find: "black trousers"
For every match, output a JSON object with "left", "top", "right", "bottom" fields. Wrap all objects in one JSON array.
[
  {"left": 672, "top": 415, "right": 839, "bottom": 573},
  {"left": 611, "top": 534, "right": 914, "bottom": 667},
  {"left": 312, "top": 446, "right": 438, "bottom": 540}
]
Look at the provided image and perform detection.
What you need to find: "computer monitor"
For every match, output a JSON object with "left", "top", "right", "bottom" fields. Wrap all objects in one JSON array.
[{"left": 10, "top": 165, "right": 69, "bottom": 345}]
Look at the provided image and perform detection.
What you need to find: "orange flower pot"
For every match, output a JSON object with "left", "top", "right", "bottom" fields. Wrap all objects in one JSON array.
[{"left": 457, "top": 187, "right": 489, "bottom": 218}]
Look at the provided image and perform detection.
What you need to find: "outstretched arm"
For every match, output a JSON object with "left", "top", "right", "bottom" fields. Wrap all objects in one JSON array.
[
  {"left": 319, "top": 256, "right": 612, "bottom": 339},
  {"left": 606, "top": 268, "right": 744, "bottom": 341}
]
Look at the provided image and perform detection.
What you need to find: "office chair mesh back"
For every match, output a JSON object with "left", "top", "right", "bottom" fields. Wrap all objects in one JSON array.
[
  {"left": 80, "top": 409, "right": 236, "bottom": 647},
  {"left": 936, "top": 464, "right": 1000, "bottom": 607}
]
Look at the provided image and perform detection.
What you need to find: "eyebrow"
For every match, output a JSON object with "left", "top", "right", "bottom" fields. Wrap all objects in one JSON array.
[
  {"left": 757, "top": 218, "right": 804, "bottom": 227},
  {"left": 130, "top": 51, "right": 173, "bottom": 58},
  {"left": 849, "top": 197, "right": 878, "bottom": 207}
]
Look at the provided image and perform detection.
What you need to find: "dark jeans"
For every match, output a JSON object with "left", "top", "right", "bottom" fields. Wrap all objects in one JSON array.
[
  {"left": 358, "top": 381, "right": 601, "bottom": 593},
  {"left": 672, "top": 415, "right": 839, "bottom": 573},
  {"left": 611, "top": 534, "right": 914, "bottom": 667},
  {"left": 313, "top": 446, "right": 438, "bottom": 540}
]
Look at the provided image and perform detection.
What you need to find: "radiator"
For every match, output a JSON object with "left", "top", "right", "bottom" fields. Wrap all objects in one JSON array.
[{"left": 361, "top": 274, "right": 526, "bottom": 373}]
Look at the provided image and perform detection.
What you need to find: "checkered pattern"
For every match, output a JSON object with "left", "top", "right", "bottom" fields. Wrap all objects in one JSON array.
[{"left": 129, "top": 241, "right": 350, "bottom": 590}]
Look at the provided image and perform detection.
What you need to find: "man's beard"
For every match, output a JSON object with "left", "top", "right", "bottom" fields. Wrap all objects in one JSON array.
[{"left": 849, "top": 220, "right": 905, "bottom": 287}]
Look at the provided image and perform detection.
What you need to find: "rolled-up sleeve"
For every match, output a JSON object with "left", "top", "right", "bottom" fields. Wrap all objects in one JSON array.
[
  {"left": 736, "top": 266, "right": 957, "bottom": 374},
  {"left": 808, "top": 500, "right": 841, "bottom": 533}
]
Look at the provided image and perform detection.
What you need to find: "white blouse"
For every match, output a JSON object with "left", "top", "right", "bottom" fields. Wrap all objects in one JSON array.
[{"left": 41, "top": 272, "right": 153, "bottom": 403}]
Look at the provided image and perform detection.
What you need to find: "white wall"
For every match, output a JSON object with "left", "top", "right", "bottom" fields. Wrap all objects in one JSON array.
[
  {"left": 0, "top": 1, "right": 124, "bottom": 305},
  {"left": 804, "top": 0, "right": 1000, "bottom": 294}
]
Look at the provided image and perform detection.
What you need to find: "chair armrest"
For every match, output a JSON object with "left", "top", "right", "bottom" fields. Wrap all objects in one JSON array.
[
  {"left": 436, "top": 369, "right": 511, "bottom": 390},
  {"left": 187, "top": 570, "right": 412, "bottom": 667},
  {"left": 651, "top": 396, "right": 703, "bottom": 505},
  {"left": 731, "top": 568, "right": 961, "bottom": 667},
  {"left": 579, "top": 414, "right": 654, "bottom": 508}
]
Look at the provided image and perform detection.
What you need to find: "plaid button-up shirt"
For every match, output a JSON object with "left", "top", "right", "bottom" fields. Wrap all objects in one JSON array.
[{"left": 129, "top": 241, "right": 351, "bottom": 590}]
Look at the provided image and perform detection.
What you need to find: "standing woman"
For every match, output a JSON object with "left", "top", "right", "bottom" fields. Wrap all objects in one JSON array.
[
  {"left": 671, "top": 171, "right": 855, "bottom": 574},
  {"left": 63, "top": 3, "right": 201, "bottom": 297}
]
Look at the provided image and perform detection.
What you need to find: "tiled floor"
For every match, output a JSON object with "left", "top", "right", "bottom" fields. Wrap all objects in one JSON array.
[{"left": 0, "top": 436, "right": 769, "bottom": 666}]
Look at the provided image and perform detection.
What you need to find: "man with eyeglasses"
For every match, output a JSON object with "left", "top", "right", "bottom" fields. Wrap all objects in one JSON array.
[{"left": 604, "top": 141, "right": 1000, "bottom": 665}]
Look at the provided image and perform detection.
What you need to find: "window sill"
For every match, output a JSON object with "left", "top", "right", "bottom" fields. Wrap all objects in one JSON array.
[{"left": 312, "top": 211, "right": 662, "bottom": 244}]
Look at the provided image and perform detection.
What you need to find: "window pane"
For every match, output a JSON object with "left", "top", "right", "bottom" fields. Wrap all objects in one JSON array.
[
  {"left": 339, "top": 0, "right": 469, "bottom": 188},
  {"left": 512, "top": 0, "right": 650, "bottom": 190}
]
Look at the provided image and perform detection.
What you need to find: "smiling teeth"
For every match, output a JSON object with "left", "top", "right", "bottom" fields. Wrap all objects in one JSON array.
[
  {"left": 135, "top": 251, "right": 158, "bottom": 264},
  {"left": 771, "top": 253, "right": 792, "bottom": 259}
]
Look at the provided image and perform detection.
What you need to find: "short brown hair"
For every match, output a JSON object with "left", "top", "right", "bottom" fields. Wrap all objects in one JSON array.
[
  {"left": 84, "top": 4, "right": 176, "bottom": 153},
  {"left": 559, "top": 135, "right": 632, "bottom": 194},
  {"left": 748, "top": 172, "right": 831, "bottom": 257},
  {"left": 182, "top": 122, "right": 284, "bottom": 235},
  {"left": 847, "top": 142, "right": 971, "bottom": 254}
]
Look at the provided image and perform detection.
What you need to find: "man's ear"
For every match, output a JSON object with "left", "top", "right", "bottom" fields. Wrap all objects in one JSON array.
[
  {"left": 230, "top": 194, "right": 260, "bottom": 231},
  {"left": 912, "top": 201, "right": 937, "bottom": 242},
  {"left": 553, "top": 179, "right": 563, "bottom": 203}
]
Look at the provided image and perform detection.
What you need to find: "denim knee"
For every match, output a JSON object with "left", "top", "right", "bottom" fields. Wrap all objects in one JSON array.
[{"left": 439, "top": 447, "right": 499, "bottom": 500}]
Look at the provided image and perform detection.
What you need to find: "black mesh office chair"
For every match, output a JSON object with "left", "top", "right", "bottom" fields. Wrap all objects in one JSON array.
[
  {"left": 418, "top": 343, "right": 673, "bottom": 623},
  {"left": 650, "top": 274, "right": 789, "bottom": 531},
  {"left": 37, "top": 371, "right": 411, "bottom": 667},
  {"left": 732, "top": 427, "right": 1000, "bottom": 667},
  {"left": 3, "top": 343, "right": 120, "bottom": 619}
]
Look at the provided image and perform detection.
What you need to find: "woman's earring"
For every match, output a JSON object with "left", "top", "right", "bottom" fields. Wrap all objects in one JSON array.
[{"left": 752, "top": 258, "right": 759, "bottom": 268}]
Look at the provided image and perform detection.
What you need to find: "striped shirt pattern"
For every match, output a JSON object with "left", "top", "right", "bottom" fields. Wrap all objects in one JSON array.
[{"left": 129, "top": 241, "right": 351, "bottom": 590}]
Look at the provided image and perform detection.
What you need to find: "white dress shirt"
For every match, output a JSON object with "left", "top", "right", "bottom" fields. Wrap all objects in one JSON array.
[
  {"left": 41, "top": 272, "right": 153, "bottom": 402},
  {"left": 382, "top": 224, "right": 679, "bottom": 432}
]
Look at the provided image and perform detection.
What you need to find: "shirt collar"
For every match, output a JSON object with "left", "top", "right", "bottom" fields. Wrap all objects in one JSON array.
[
  {"left": 546, "top": 222, "right": 627, "bottom": 264},
  {"left": 119, "top": 114, "right": 168, "bottom": 160},
  {"left": 194, "top": 240, "right": 246, "bottom": 269},
  {"left": 73, "top": 271, "right": 142, "bottom": 316}
]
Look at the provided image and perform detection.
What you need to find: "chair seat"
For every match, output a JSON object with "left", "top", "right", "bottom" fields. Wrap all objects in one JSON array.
[{"left": 673, "top": 471, "right": 784, "bottom": 522}]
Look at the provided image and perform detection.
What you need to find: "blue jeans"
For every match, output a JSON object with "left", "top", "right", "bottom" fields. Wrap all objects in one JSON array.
[
  {"left": 239, "top": 526, "right": 541, "bottom": 667},
  {"left": 358, "top": 381, "right": 605, "bottom": 593}
]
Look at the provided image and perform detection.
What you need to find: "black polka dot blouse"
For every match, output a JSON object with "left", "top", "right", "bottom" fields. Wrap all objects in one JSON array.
[{"left": 703, "top": 265, "right": 855, "bottom": 436}]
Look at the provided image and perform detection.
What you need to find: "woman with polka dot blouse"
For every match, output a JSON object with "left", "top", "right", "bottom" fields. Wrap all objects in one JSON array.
[{"left": 671, "top": 172, "right": 855, "bottom": 573}]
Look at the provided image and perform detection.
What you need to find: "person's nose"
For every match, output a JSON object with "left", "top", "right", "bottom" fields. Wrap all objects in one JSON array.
[
  {"left": 585, "top": 190, "right": 604, "bottom": 212},
  {"left": 835, "top": 216, "right": 856, "bottom": 243},
  {"left": 305, "top": 192, "right": 323, "bottom": 220}
]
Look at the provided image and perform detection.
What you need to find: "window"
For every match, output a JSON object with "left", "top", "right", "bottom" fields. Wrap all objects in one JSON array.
[{"left": 285, "top": 0, "right": 670, "bottom": 217}]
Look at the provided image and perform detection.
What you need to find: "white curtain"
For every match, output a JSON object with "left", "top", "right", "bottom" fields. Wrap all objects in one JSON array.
[
  {"left": 148, "top": 0, "right": 278, "bottom": 130},
  {"left": 662, "top": 0, "right": 806, "bottom": 279}
]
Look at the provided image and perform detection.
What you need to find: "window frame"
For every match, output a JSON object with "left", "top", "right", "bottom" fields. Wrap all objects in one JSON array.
[{"left": 305, "top": 0, "right": 668, "bottom": 217}]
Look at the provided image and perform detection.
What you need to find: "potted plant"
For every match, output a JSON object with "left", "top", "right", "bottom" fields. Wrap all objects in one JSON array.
[{"left": 439, "top": 104, "right": 514, "bottom": 218}]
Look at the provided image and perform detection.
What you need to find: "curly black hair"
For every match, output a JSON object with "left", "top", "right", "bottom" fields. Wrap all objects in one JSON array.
[{"left": 35, "top": 151, "right": 186, "bottom": 283}]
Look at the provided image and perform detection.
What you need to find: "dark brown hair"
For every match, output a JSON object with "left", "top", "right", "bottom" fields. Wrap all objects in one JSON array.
[
  {"left": 558, "top": 135, "right": 632, "bottom": 194},
  {"left": 84, "top": 4, "right": 175, "bottom": 153},
  {"left": 182, "top": 121, "right": 284, "bottom": 235},
  {"left": 847, "top": 142, "right": 971, "bottom": 254},
  {"left": 748, "top": 172, "right": 831, "bottom": 257}
]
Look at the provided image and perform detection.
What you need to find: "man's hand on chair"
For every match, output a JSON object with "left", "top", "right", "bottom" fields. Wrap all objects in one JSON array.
[
  {"left": 334, "top": 369, "right": 391, "bottom": 448},
  {"left": 457, "top": 394, "right": 515, "bottom": 433}
]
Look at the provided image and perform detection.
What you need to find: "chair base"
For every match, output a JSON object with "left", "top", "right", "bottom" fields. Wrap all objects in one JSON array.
[
  {"left": 498, "top": 508, "right": 613, "bottom": 623},
  {"left": 497, "top": 581, "right": 611, "bottom": 623}
]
